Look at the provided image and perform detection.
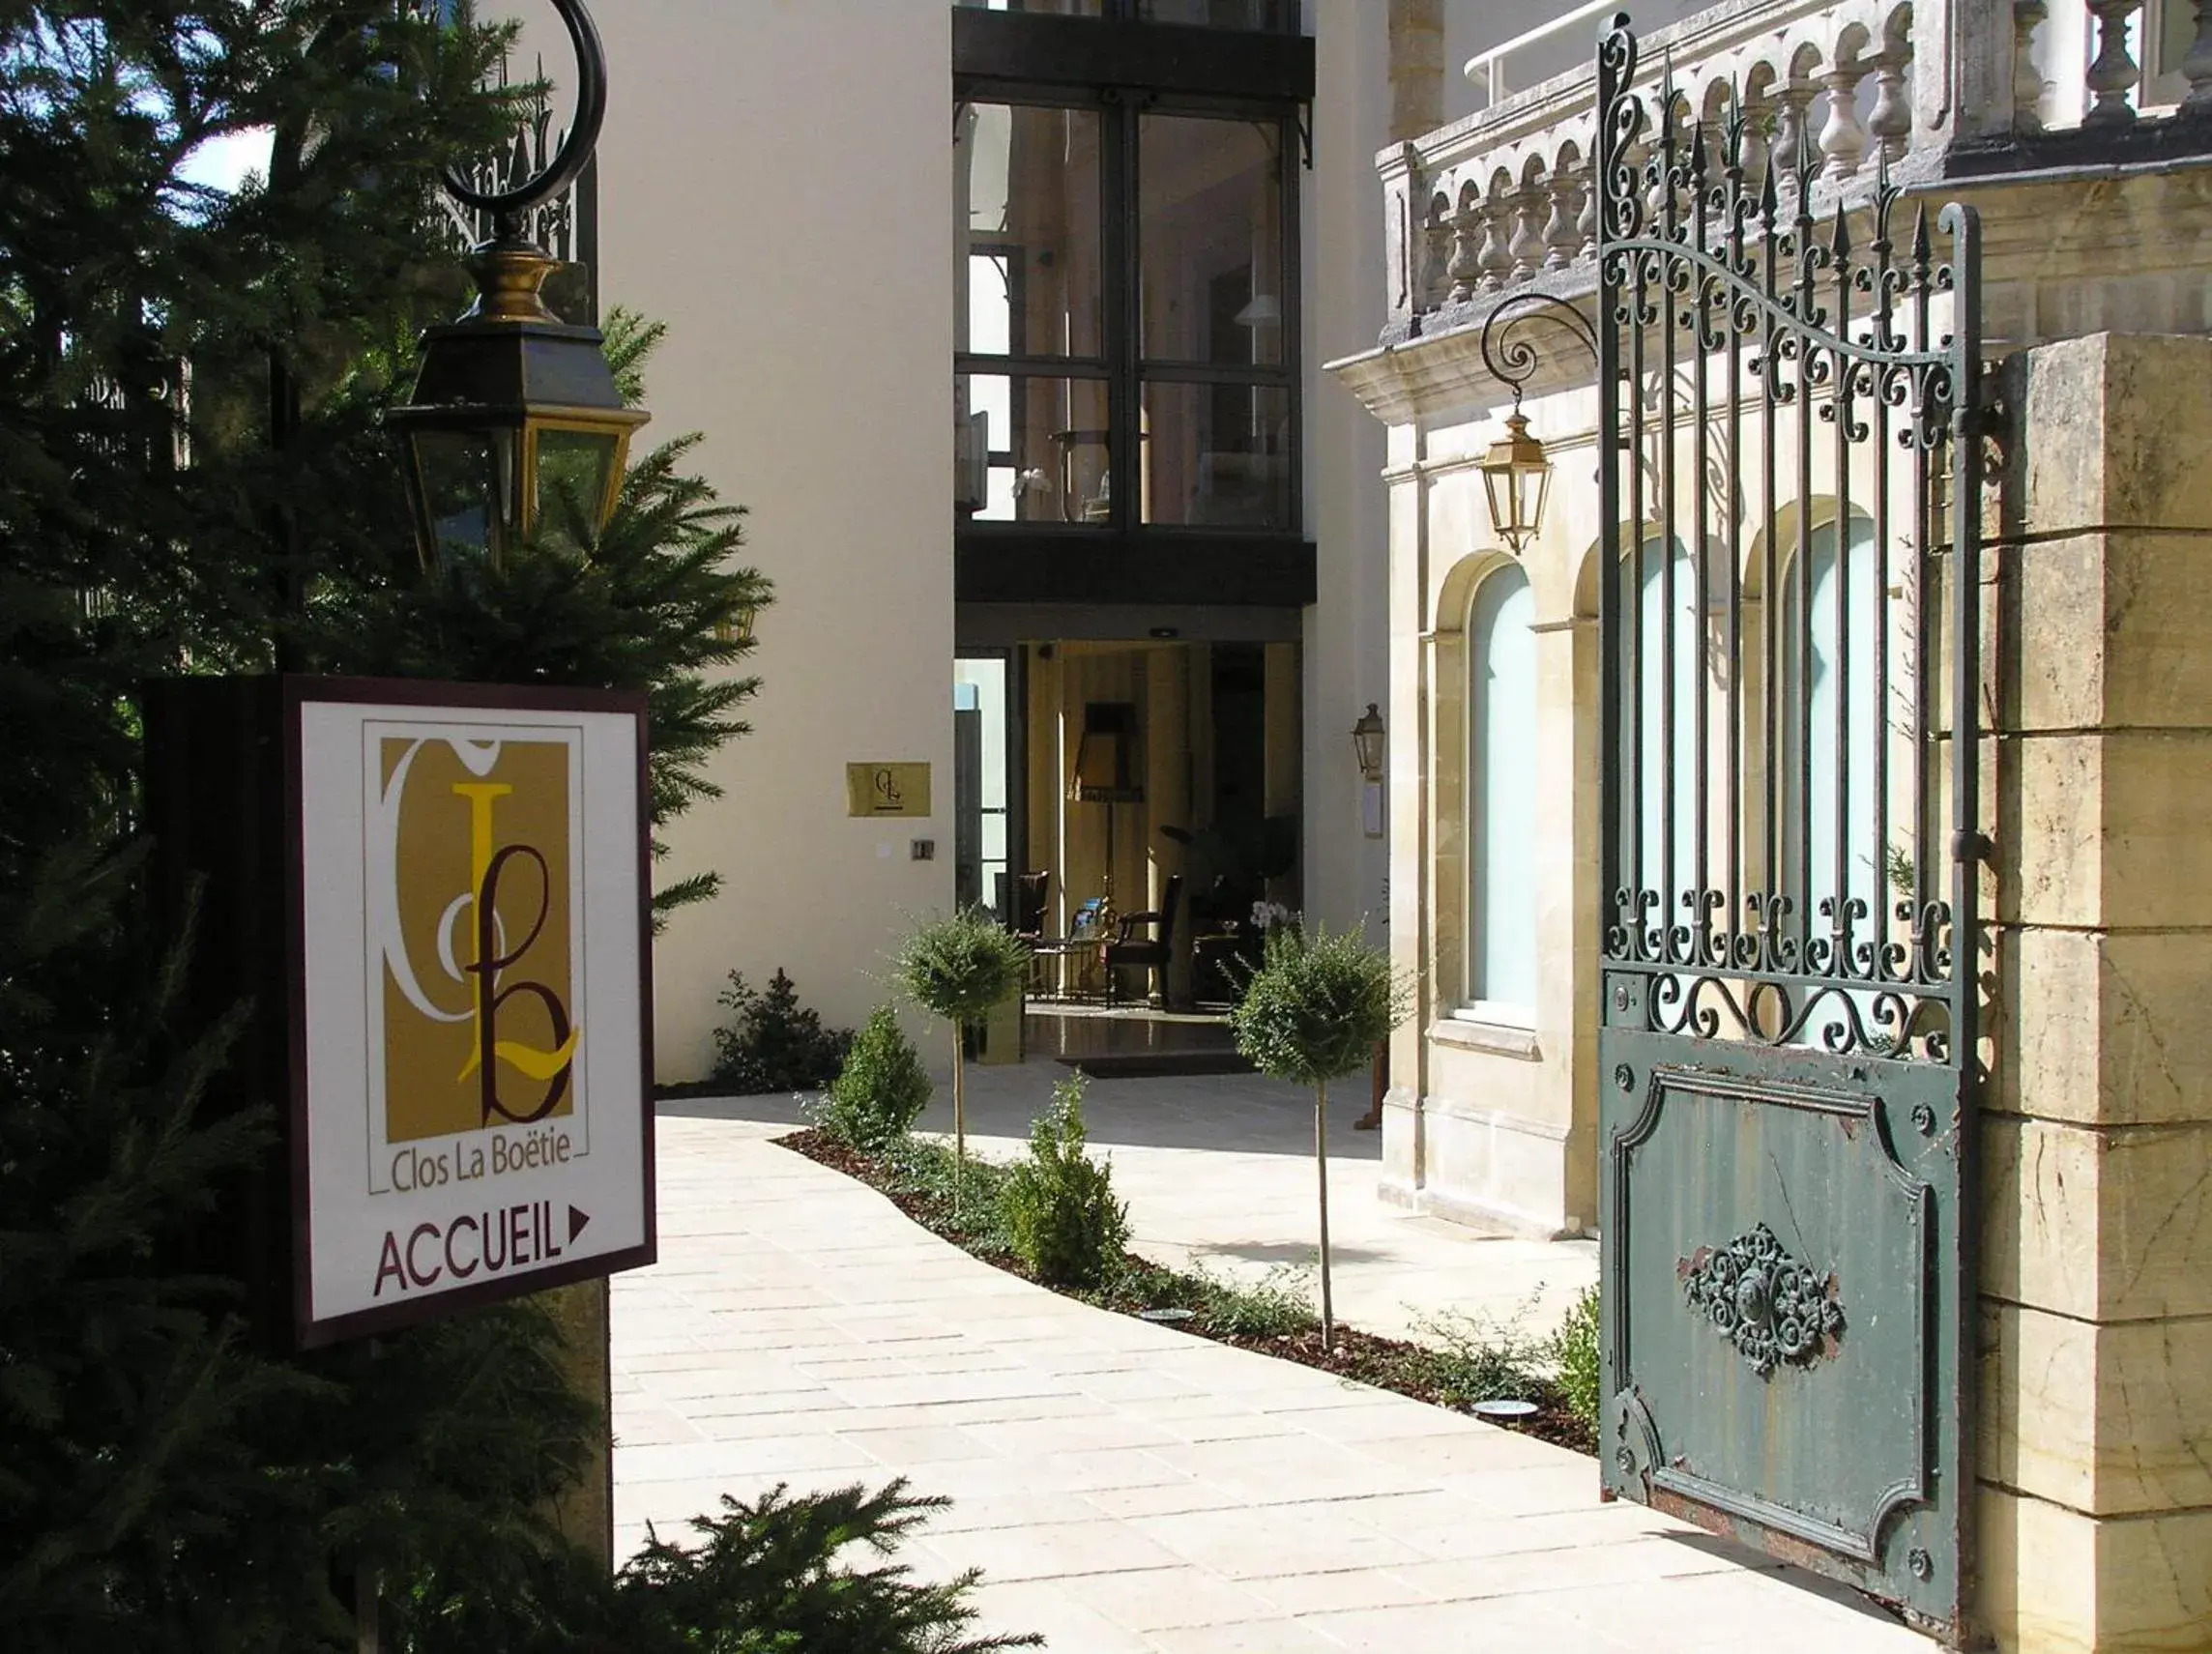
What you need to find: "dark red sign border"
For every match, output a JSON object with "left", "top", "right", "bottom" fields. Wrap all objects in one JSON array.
[{"left": 282, "top": 676, "right": 657, "bottom": 1348}]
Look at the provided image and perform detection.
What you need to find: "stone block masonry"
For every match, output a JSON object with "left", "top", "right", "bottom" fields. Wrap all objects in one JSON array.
[{"left": 1977, "top": 332, "right": 2212, "bottom": 1653}]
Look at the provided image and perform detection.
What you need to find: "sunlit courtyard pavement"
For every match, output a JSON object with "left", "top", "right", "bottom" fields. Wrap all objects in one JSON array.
[
  {"left": 940, "top": 1053, "right": 1600, "bottom": 1346},
  {"left": 612, "top": 1074, "right": 1934, "bottom": 1652}
]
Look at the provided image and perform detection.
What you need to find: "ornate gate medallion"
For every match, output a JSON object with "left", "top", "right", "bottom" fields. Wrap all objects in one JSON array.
[{"left": 1680, "top": 1224, "right": 1845, "bottom": 1377}]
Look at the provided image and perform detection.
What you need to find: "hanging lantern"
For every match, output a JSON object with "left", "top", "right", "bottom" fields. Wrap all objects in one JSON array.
[
  {"left": 1479, "top": 394, "right": 1553, "bottom": 554},
  {"left": 715, "top": 602, "right": 759, "bottom": 646},
  {"left": 387, "top": 0, "right": 646, "bottom": 573}
]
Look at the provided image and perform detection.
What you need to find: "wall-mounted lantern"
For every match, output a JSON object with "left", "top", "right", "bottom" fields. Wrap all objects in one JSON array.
[
  {"left": 1351, "top": 703, "right": 1385, "bottom": 783},
  {"left": 1353, "top": 703, "right": 1385, "bottom": 839}
]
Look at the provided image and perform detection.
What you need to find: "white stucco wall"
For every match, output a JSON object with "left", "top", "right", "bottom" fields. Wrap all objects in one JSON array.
[
  {"left": 591, "top": 1, "right": 956, "bottom": 1078},
  {"left": 1302, "top": 1, "right": 1393, "bottom": 941}
]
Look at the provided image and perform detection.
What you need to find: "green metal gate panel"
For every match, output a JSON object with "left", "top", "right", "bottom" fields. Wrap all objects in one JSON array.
[
  {"left": 1579, "top": 15, "right": 1984, "bottom": 1642},
  {"left": 1601, "top": 1030, "right": 1966, "bottom": 1622}
]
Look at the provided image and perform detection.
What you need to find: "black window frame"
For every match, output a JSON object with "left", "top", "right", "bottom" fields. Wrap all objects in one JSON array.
[{"left": 955, "top": 8, "right": 1316, "bottom": 608}]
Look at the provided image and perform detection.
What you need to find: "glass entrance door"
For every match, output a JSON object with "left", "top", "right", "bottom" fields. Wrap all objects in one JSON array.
[{"left": 954, "top": 653, "right": 1018, "bottom": 917}]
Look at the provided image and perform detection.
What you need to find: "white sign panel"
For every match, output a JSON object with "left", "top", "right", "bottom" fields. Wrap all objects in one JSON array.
[{"left": 288, "top": 681, "right": 654, "bottom": 1345}]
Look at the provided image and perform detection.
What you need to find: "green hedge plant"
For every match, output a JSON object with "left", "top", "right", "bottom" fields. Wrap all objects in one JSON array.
[
  {"left": 1003, "top": 1073, "right": 1128, "bottom": 1291},
  {"left": 816, "top": 1006, "right": 933, "bottom": 1151},
  {"left": 710, "top": 968, "right": 853, "bottom": 1095},
  {"left": 1551, "top": 1283, "right": 1602, "bottom": 1434},
  {"left": 1229, "top": 922, "right": 1411, "bottom": 1349}
]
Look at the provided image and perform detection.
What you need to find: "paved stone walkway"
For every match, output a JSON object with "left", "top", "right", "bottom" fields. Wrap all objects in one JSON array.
[
  {"left": 614, "top": 1101, "right": 1933, "bottom": 1652},
  {"left": 942, "top": 1057, "right": 1601, "bottom": 1345}
]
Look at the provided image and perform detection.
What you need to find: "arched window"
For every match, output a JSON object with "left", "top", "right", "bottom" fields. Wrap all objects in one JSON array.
[
  {"left": 1466, "top": 562, "right": 1538, "bottom": 1014},
  {"left": 1619, "top": 536, "right": 1702, "bottom": 917},
  {"left": 1778, "top": 514, "right": 1883, "bottom": 974}
]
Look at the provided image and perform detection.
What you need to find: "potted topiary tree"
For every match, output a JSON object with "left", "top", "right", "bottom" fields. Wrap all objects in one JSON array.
[
  {"left": 893, "top": 907, "right": 1030, "bottom": 1211},
  {"left": 1229, "top": 922, "right": 1410, "bottom": 1350}
]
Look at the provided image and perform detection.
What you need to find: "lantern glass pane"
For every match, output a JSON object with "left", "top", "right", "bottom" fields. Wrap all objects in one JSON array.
[
  {"left": 1483, "top": 464, "right": 1512, "bottom": 546},
  {"left": 1525, "top": 462, "right": 1551, "bottom": 543},
  {"left": 411, "top": 428, "right": 503, "bottom": 563},
  {"left": 535, "top": 426, "right": 620, "bottom": 540},
  {"left": 1353, "top": 728, "right": 1383, "bottom": 779}
]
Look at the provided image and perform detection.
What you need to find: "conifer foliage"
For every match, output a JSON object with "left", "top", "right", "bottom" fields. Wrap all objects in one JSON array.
[
  {"left": 711, "top": 967, "right": 855, "bottom": 1095},
  {"left": 815, "top": 1005, "right": 933, "bottom": 1150},
  {"left": 1003, "top": 1072, "right": 1128, "bottom": 1291},
  {"left": 0, "top": 4, "right": 817, "bottom": 1647}
]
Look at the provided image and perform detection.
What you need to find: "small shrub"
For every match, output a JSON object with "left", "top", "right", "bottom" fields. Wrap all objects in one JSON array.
[
  {"left": 1412, "top": 1295, "right": 1555, "bottom": 1407},
  {"left": 1227, "top": 922, "right": 1411, "bottom": 1349},
  {"left": 893, "top": 908, "right": 1030, "bottom": 1206},
  {"left": 815, "top": 1005, "right": 932, "bottom": 1150},
  {"left": 398, "top": 1478, "right": 1040, "bottom": 1652},
  {"left": 881, "top": 1135, "right": 1016, "bottom": 1254},
  {"left": 1229, "top": 923, "right": 1408, "bottom": 1087},
  {"left": 1114, "top": 1257, "right": 1317, "bottom": 1338},
  {"left": 1002, "top": 1074, "right": 1129, "bottom": 1291},
  {"left": 893, "top": 908, "right": 1031, "bottom": 1027},
  {"left": 1187, "top": 1262, "right": 1318, "bottom": 1338},
  {"left": 710, "top": 968, "right": 853, "bottom": 1094},
  {"left": 1551, "top": 1283, "right": 1602, "bottom": 1433}
]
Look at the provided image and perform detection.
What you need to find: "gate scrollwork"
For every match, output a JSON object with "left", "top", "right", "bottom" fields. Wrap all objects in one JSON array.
[{"left": 1589, "top": 16, "right": 1979, "bottom": 1072}]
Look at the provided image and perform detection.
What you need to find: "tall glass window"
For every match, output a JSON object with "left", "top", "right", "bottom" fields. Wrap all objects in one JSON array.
[
  {"left": 962, "top": 103, "right": 1104, "bottom": 359},
  {"left": 954, "top": 657, "right": 1014, "bottom": 914},
  {"left": 1138, "top": 115, "right": 1291, "bottom": 530},
  {"left": 953, "top": 70, "right": 1300, "bottom": 545},
  {"left": 1467, "top": 564, "right": 1539, "bottom": 1013},
  {"left": 957, "top": 102, "right": 1110, "bottom": 523}
]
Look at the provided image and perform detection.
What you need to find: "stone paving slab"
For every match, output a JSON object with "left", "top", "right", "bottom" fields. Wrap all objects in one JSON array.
[{"left": 613, "top": 1107, "right": 1933, "bottom": 1652}]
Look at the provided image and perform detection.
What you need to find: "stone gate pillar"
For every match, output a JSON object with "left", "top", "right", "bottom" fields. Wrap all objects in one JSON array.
[{"left": 1979, "top": 332, "right": 2212, "bottom": 1653}]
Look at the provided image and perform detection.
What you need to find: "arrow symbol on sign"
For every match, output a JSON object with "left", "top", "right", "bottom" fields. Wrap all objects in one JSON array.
[{"left": 568, "top": 1205, "right": 591, "bottom": 1244}]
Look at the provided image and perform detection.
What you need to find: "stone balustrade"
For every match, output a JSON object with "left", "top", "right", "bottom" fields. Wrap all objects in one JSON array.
[{"left": 1380, "top": 0, "right": 2212, "bottom": 341}]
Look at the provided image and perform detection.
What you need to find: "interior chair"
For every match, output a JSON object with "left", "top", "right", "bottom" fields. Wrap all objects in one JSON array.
[
  {"left": 1103, "top": 874, "right": 1182, "bottom": 1004},
  {"left": 1012, "top": 869, "right": 1052, "bottom": 995},
  {"left": 1012, "top": 870, "right": 1051, "bottom": 942}
]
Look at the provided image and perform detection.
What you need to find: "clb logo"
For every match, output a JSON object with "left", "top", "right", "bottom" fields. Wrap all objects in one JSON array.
[{"left": 368, "top": 736, "right": 582, "bottom": 1144}]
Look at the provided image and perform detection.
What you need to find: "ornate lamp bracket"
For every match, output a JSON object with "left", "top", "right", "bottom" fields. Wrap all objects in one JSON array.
[
  {"left": 1477, "top": 289, "right": 1602, "bottom": 411},
  {"left": 441, "top": 0, "right": 608, "bottom": 247}
]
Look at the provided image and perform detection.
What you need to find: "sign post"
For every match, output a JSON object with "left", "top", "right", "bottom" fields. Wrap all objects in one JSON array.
[{"left": 144, "top": 676, "right": 655, "bottom": 1348}]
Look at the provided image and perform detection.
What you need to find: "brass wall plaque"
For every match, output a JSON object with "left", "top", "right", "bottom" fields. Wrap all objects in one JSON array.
[{"left": 846, "top": 762, "right": 931, "bottom": 818}]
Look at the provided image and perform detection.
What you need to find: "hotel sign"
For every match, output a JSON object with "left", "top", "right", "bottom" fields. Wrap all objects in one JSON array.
[
  {"left": 846, "top": 762, "right": 932, "bottom": 818},
  {"left": 289, "top": 685, "right": 650, "bottom": 1344},
  {"left": 289, "top": 681, "right": 655, "bottom": 1344}
]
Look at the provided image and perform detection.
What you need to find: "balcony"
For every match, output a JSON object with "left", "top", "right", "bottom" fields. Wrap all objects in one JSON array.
[{"left": 1372, "top": 2, "right": 2212, "bottom": 355}]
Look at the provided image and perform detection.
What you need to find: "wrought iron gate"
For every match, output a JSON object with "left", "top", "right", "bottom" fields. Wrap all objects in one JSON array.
[{"left": 1586, "top": 19, "right": 1982, "bottom": 1639}]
